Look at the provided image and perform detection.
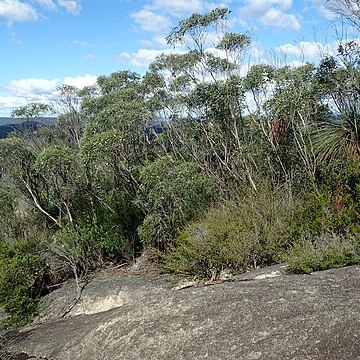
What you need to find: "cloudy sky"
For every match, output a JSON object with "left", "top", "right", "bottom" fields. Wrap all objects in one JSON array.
[{"left": 0, "top": 0, "right": 346, "bottom": 116}]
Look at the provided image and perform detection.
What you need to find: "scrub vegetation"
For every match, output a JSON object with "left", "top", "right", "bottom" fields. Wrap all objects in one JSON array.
[{"left": 1, "top": 2, "right": 360, "bottom": 327}]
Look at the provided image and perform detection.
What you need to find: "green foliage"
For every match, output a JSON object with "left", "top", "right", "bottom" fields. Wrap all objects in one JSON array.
[
  {"left": 35, "top": 145, "right": 77, "bottom": 179},
  {"left": 164, "top": 187, "right": 296, "bottom": 279},
  {"left": 164, "top": 206, "right": 253, "bottom": 279},
  {"left": 4, "top": 6, "right": 360, "bottom": 327},
  {"left": 166, "top": 7, "right": 230, "bottom": 45},
  {"left": 52, "top": 219, "right": 134, "bottom": 274},
  {"left": 137, "top": 156, "right": 217, "bottom": 249},
  {"left": 11, "top": 102, "right": 54, "bottom": 119},
  {"left": 0, "top": 236, "right": 47, "bottom": 328},
  {"left": 292, "top": 161, "right": 360, "bottom": 237},
  {"left": 243, "top": 64, "right": 275, "bottom": 92},
  {"left": 0, "top": 185, "right": 15, "bottom": 217},
  {"left": 291, "top": 191, "right": 333, "bottom": 236},
  {"left": 0, "top": 137, "right": 34, "bottom": 169},
  {"left": 97, "top": 70, "right": 140, "bottom": 94},
  {"left": 312, "top": 100, "right": 360, "bottom": 162},
  {"left": 265, "top": 63, "right": 323, "bottom": 119},
  {"left": 53, "top": 224, "right": 100, "bottom": 272},
  {"left": 83, "top": 71, "right": 150, "bottom": 137},
  {"left": 191, "top": 78, "right": 244, "bottom": 125},
  {"left": 287, "top": 235, "right": 360, "bottom": 274},
  {"left": 217, "top": 32, "right": 251, "bottom": 51}
]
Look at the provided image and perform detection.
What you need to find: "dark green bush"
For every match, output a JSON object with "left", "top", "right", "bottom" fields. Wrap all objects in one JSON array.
[
  {"left": 0, "top": 236, "right": 47, "bottom": 328},
  {"left": 286, "top": 234, "right": 360, "bottom": 274},
  {"left": 51, "top": 218, "right": 136, "bottom": 277},
  {"left": 164, "top": 187, "right": 295, "bottom": 279},
  {"left": 137, "top": 156, "right": 217, "bottom": 249}
]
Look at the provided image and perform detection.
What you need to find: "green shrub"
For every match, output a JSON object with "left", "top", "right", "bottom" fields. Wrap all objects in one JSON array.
[
  {"left": 292, "top": 191, "right": 333, "bottom": 236},
  {"left": 164, "top": 213, "right": 252, "bottom": 279},
  {"left": 294, "top": 160, "right": 360, "bottom": 237},
  {"left": 164, "top": 187, "right": 295, "bottom": 279},
  {"left": 286, "top": 234, "right": 360, "bottom": 274},
  {"left": 137, "top": 156, "right": 217, "bottom": 249},
  {"left": 51, "top": 220, "right": 134, "bottom": 277},
  {"left": 0, "top": 236, "right": 47, "bottom": 328},
  {"left": 285, "top": 239, "right": 320, "bottom": 274}
]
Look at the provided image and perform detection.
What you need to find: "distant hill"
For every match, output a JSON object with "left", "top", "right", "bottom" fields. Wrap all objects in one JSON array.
[
  {"left": 0, "top": 117, "right": 56, "bottom": 139},
  {"left": 0, "top": 117, "right": 55, "bottom": 126}
]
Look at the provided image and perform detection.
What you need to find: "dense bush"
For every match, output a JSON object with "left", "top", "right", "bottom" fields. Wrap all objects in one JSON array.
[
  {"left": 286, "top": 234, "right": 360, "bottom": 274},
  {"left": 0, "top": 236, "right": 48, "bottom": 328},
  {"left": 137, "top": 156, "right": 217, "bottom": 249},
  {"left": 3, "top": 6, "right": 360, "bottom": 327},
  {"left": 51, "top": 220, "right": 134, "bottom": 277},
  {"left": 164, "top": 187, "right": 296, "bottom": 279}
]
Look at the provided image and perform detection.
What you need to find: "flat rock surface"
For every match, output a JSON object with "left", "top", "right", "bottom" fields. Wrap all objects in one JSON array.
[
  {"left": 1, "top": 265, "right": 360, "bottom": 360},
  {"left": 35, "top": 272, "right": 178, "bottom": 321}
]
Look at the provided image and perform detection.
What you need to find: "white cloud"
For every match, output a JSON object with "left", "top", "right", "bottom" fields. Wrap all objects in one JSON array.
[
  {"left": 241, "top": 0, "right": 300, "bottom": 31},
  {"left": 0, "top": 0, "right": 81, "bottom": 24},
  {"left": 311, "top": 0, "right": 341, "bottom": 20},
  {"left": 131, "top": 0, "right": 230, "bottom": 35},
  {"left": 33, "top": 0, "right": 57, "bottom": 11},
  {"left": 275, "top": 41, "right": 330, "bottom": 60},
  {"left": 0, "top": 75, "right": 97, "bottom": 116},
  {"left": 0, "top": 0, "right": 38, "bottom": 22},
  {"left": 71, "top": 39, "right": 89, "bottom": 46},
  {"left": 0, "top": 96, "right": 28, "bottom": 116},
  {"left": 2, "top": 78, "right": 59, "bottom": 115},
  {"left": 7, "top": 78, "right": 59, "bottom": 96},
  {"left": 63, "top": 74, "right": 97, "bottom": 88},
  {"left": 119, "top": 48, "right": 181, "bottom": 67},
  {"left": 150, "top": 0, "right": 204, "bottom": 15},
  {"left": 261, "top": 8, "right": 300, "bottom": 31},
  {"left": 131, "top": 9, "right": 171, "bottom": 33},
  {"left": 204, "top": 47, "right": 227, "bottom": 59},
  {"left": 35, "top": 0, "right": 81, "bottom": 15},
  {"left": 315, "top": 0, "right": 360, "bottom": 28},
  {"left": 244, "top": 0, "right": 293, "bottom": 15},
  {"left": 57, "top": 0, "right": 81, "bottom": 15},
  {"left": 140, "top": 35, "right": 169, "bottom": 47}
]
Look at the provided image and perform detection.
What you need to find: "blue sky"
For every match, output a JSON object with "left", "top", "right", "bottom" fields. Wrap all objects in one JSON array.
[{"left": 0, "top": 0, "right": 345, "bottom": 116}]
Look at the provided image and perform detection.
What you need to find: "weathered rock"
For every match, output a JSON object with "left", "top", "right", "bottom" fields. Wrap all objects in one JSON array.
[
  {"left": 1, "top": 265, "right": 360, "bottom": 360},
  {"left": 35, "top": 273, "right": 177, "bottom": 321}
]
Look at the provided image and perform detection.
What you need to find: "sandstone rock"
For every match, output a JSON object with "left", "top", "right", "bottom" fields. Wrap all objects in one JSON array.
[{"left": 1, "top": 265, "right": 360, "bottom": 360}]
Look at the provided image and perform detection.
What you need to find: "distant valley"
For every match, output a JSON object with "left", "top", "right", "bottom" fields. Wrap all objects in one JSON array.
[{"left": 0, "top": 117, "right": 55, "bottom": 139}]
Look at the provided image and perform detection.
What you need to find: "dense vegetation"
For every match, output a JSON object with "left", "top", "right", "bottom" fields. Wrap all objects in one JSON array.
[{"left": 2, "top": 4, "right": 360, "bottom": 327}]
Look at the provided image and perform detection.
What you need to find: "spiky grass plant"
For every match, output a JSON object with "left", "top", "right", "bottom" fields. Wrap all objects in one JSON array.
[{"left": 313, "top": 99, "right": 360, "bottom": 162}]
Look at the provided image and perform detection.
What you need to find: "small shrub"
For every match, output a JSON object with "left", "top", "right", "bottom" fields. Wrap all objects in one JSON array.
[
  {"left": 286, "top": 234, "right": 360, "bottom": 274},
  {"left": 285, "top": 239, "right": 320, "bottom": 274},
  {"left": 164, "top": 216, "right": 252, "bottom": 279},
  {"left": 164, "top": 187, "right": 295, "bottom": 279},
  {"left": 51, "top": 221, "right": 133, "bottom": 278},
  {"left": 137, "top": 156, "right": 217, "bottom": 249},
  {"left": 52, "top": 224, "right": 99, "bottom": 273},
  {"left": 294, "top": 161, "right": 360, "bottom": 238},
  {"left": 0, "top": 236, "right": 47, "bottom": 328}
]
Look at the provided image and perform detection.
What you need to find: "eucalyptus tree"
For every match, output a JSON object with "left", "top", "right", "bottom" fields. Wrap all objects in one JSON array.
[
  {"left": 137, "top": 156, "right": 217, "bottom": 249},
  {"left": 78, "top": 71, "right": 153, "bottom": 257},
  {"left": 6, "top": 91, "right": 90, "bottom": 230},
  {"left": 146, "top": 8, "right": 260, "bottom": 192},
  {"left": 326, "top": 0, "right": 360, "bottom": 32},
  {"left": 11, "top": 103, "right": 56, "bottom": 151},
  {"left": 55, "top": 84, "right": 87, "bottom": 148},
  {"left": 260, "top": 63, "right": 329, "bottom": 186},
  {"left": 0, "top": 137, "right": 59, "bottom": 229},
  {"left": 243, "top": 64, "right": 275, "bottom": 115}
]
